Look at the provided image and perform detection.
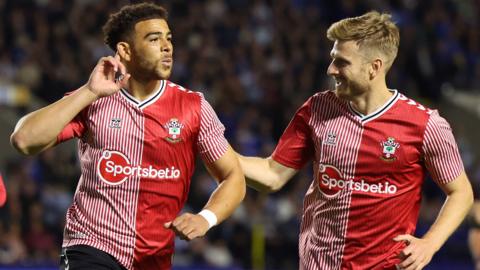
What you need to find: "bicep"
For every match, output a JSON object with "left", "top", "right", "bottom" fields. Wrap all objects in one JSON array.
[{"left": 204, "top": 145, "right": 241, "bottom": 183}]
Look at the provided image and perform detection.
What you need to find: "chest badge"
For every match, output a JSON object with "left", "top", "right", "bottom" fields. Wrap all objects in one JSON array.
[
  {"left": 324, "top": 131, "right": 337, "bottom": 146},
  {"left": 109, "top": 118, "right": 122, "bottom": 129},
  {"left": 380, "top": 137, "right": 400, "bottom": 162},
  {"left": 164, "top": 118, "right": 184, "bottom": 143}
]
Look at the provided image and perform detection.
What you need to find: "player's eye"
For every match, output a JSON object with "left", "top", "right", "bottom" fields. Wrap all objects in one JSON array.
[{"left": 333, "top": 59, "right": 348, "bottom": 68}]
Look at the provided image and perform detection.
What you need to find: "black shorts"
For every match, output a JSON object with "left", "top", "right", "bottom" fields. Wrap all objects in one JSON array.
[{"left": 60, "top": 245, "right": 126, "bottom": 270}]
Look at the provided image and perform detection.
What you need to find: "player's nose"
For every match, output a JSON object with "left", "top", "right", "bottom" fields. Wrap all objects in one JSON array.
[
  {"left": 327, "top": 62, "right": 338, "bottom": 76},
  {"left": 160, "top": 39, "right": 171, "bottom": 52}
]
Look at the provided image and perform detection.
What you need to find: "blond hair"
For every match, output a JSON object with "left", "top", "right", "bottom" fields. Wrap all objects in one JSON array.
[{"left": 327, "top": 11, "right": 400, "bottom": 71}]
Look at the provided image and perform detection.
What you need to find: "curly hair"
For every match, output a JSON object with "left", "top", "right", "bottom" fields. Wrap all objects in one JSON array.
[
  {"left": 103, "top": 3, "right": 168, "bottom": 51},
  {"left": 327, "top": 11, "right": 400, "bottom": 71}
]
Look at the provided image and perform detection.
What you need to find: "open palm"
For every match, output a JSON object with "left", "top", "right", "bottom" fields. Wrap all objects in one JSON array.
[{"left": 86, "top": 55, "right": 130, "bottom": 98}]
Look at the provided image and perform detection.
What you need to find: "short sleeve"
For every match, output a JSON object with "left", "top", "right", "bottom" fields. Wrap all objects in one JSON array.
[
  {"left": 423, "top": 110, "right": 464, "bottom": 184},
  {"left": 272, "top": 98, "right": 314, "bottom": 169},
  {"left": 56, "top": 91, "right": 88, "bottom": 143},
  {"left": 197, "top": 94, "right": 228, "bottom": 163}
]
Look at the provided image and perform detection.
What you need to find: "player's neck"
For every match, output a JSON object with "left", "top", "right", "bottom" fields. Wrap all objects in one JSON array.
[
  {"left": 349, "top": 83, "right": 393, "bottom": 116},
  {"left": 126, "top": 79, "right": 162, "bottom": 101}
]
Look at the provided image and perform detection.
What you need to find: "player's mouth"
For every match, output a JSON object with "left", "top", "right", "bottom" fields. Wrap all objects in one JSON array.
[
  {"left": 161, "top": 57, "right": 173, "bottom": 67},
  {"left": 334, "top": 78, "right": 345, "bottom": 88}
]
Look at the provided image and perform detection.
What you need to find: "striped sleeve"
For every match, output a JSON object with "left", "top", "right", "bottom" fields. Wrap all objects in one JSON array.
[
  {"left": 422, "top": 110, "right": 464, "bottom": 184},
  {"left": 197, "top": 94, "right": 228, "bottom": 163}
]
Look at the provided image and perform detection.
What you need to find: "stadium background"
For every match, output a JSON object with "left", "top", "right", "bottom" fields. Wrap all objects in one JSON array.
[{"left": 0, "top": 0, "right": 479, "bottom": 269}]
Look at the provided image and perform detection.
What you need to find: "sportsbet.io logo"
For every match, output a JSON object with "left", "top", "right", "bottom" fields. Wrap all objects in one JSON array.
[
  {"left": 97, "top": 150, "right": 181, "bottom": 185},
  {"left": 318, "top": 164, "right": 397, "bottom": 196}
]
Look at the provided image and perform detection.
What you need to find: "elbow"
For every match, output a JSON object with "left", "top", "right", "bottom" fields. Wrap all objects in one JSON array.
[
  {"left": 247, "top": 179, "right": 280, "bottom": 193},
  {"left": 268, "top": 181, "right": 283, "bottom": 193},
  {"left": 248, "top": 177, "right": 284, "bottom": 193},
  {"left": 262, "top": 179, "right": 284, "bottom": 193},
  {"left": 10, "top": 131, "right": 35, "bottom": 155},
  {"left": 239, "top": 178, "right": 247, "bottom": 201},
  {"left": 464, "top": 182, "right": 475, "bottom": 210},
  {"left": 453, "top": 183, "right": 475, "bottom": 211},
  {"left": 467, "top": 188, "right": 475, "bottom": 210}
]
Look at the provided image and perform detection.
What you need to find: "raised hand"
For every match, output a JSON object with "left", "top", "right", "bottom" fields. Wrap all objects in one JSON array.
[
  {"left": 86, "top": 54, "right": 130, "bottom": 98},
  {"left": 164, "top": 213, "right": 210, "bottom": 241}
]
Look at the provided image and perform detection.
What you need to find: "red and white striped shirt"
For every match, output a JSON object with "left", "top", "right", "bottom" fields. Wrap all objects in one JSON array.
[
  {"left": 272, "top": 90, "right": 464, "bottom": 270},
  {"left": 57, "top": 80, "right": 228, "bottom": 269}
]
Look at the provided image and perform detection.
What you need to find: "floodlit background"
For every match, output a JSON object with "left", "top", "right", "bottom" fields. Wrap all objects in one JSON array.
[{"left": 0, "top": 0, "right": 479, "bottom": 269}]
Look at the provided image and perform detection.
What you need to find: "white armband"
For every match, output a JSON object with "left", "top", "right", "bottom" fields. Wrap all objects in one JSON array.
[{"left": 198, "top": 209, "right": 218, "bottom": 229}]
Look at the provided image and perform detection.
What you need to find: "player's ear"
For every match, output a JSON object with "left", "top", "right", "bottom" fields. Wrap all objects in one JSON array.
[
  {"left": 116, "top": 42, "right": 131, "bottom": 62},
  {"left": 369, "top": 58, "right": 383, "bottom": 79}
]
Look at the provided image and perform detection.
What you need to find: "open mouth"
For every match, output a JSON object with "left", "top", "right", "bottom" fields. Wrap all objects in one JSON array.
[{"left": 335, "top": 79, "right": 343, "bottom": 87}]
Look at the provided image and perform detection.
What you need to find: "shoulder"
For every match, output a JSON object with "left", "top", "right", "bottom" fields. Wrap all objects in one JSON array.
[
  {"left": 165, "top": 80, "right": 203, "bottom": 100},
  {"left": 165, "top": 81, "right": 215, "bottom": 119},
  {"left": 393, "top": 92, "right": 438, "bottom": 125},
  {"left": 309, "top": 90, "right": 345, "bottom": 107},
  {"left": 300, "top": 90, "right": 337, "bottom": 108},
  {"left": 300, "top": 90, "right": 344, "bottom": 116},
  {"left": 395, "top": 92, "right": 434, "bottom": 116},
  {"left": 311, "top": 90, "right": 336, "bottom": 101}
]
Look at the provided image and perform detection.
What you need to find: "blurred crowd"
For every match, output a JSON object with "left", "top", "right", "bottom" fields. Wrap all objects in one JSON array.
[{"left": 0, "top": 0, "right": 479, "bottom": 269}]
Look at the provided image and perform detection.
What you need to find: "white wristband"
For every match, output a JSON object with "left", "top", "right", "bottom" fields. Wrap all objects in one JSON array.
[{"left": 198, "top": 209, "right": 218, "bottom": 229}]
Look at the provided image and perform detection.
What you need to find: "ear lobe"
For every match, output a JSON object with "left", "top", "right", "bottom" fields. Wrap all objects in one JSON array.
[{"left": 369, "top": 66, "right": 376, "bottom": 79}]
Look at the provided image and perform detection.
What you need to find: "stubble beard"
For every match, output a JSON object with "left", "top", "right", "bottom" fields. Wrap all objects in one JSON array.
[
  {"left": 136, "top": 66, "right": 172, "bottom": 82},
  {"left": 134, "top": 57, "right": 172, "bottom": 81},
  {"left": 335, "top": 79, "right": 368, "bottom": 101},
  {"left": 154, "top": 59, "right": 173, "bottom": 80}
]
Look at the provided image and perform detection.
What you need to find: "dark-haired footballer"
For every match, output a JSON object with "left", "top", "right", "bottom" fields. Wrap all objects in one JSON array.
[{"left": 10, "top": 3, "right": 245, "bottom": 269}]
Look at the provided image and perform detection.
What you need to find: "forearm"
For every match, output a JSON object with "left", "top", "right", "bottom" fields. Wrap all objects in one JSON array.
[
  {"left": 203, "top": 168, "right": 245, "bottom": 224},
  {"left": 11, "top": 86, "right": 97, "bottom": 155},
  {"left": 422, "top": 188, "right": 474, "bottom": 251},
  {"left": 238, "top": 155, "right": 283, "bottom": 192}
]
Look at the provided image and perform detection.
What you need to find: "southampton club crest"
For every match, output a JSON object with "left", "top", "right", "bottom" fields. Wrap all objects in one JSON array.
[
  {"left": 380, "top": 137, "right": 400, "bottom": 162},
  {"left": 164, "top": 118, "right": 184, "bottom": 143}
]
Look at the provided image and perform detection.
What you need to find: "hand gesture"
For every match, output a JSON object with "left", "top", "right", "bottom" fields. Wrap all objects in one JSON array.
[
  {"left": 394, "top": 234, "right": 437, "bottom": 270},
  {"left": 164, "top": 213, "right": 210, "bottom": 241},
  {"left": 86, "top": 54, "right": 130, "bottom": 98}
]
